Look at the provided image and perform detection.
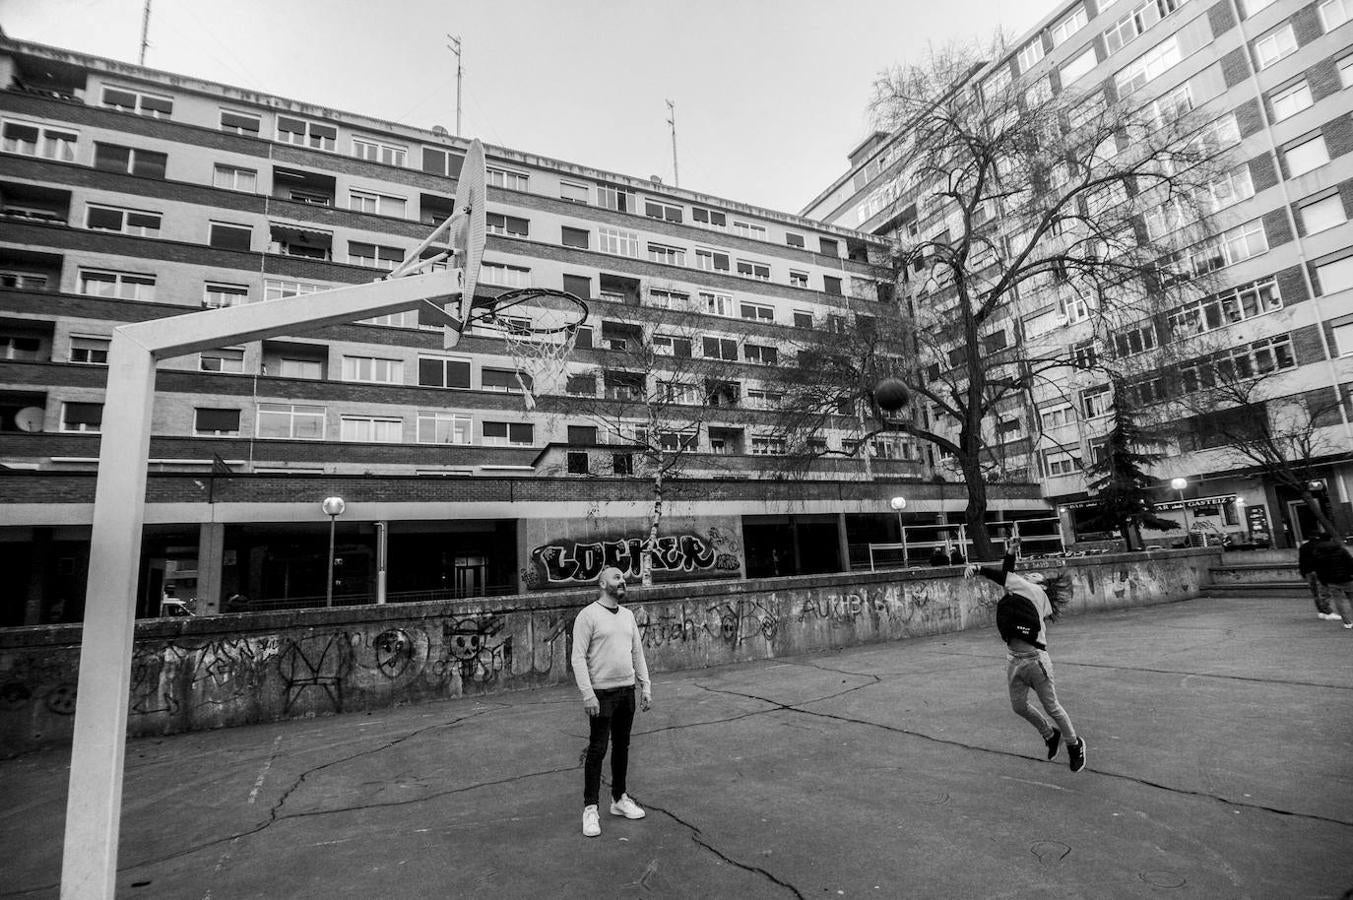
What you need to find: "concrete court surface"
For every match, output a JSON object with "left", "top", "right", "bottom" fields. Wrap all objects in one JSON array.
[{"left": 2, "top": 594, "right": 1351, "bottom": 899}]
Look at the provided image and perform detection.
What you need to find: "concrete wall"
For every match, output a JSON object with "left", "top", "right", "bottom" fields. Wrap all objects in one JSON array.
[{"left": 0, "top": 548, "right": 1218, "bottom": 756}]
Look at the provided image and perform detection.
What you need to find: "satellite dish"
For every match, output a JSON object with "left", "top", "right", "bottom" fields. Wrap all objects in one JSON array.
[{"left": 14, "top": 407, "right": 44, "bottom": 432}]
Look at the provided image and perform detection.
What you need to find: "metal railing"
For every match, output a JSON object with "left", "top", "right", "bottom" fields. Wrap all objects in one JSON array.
[{"left": 867, "top": 516, "right": 1064, "bottom": 571}]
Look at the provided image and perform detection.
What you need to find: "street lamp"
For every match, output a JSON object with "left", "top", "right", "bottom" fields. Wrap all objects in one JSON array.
[
  {"left": 1170, "top": 477, "right": 1188, "bottom": 503},
  {"left": 890, "top": 496, "right": 907, "bottom": 565},
  {"left": 322, "top": 496, "right": 345, "bottom": 607}
]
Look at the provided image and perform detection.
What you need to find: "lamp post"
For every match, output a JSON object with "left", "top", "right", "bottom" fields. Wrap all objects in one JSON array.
[
  {"left": 1170, "top": 477, "right": 1188, "bottom": 503},
  {"left": 890, "top": 496, "right": 907, "bottom": 565},
  {"left": 322, "top": 496, "right": 345, "bottom": 607}
]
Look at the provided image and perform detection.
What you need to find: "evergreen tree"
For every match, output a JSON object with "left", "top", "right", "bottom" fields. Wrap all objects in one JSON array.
[{"left": 1086, "top": 390, "right": 1180, "bottom": 551}]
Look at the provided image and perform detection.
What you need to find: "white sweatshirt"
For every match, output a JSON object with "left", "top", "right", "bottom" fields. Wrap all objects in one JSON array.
[{"left": 571, "top": 601, "right": 651, "bottom": 703}]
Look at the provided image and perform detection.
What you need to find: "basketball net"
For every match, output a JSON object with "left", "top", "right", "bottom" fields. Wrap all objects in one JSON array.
[
  {"left": 503, "top": 324, "right": 581, "bottom": 410},
  {"left": 480, "top": 289, "right": 588, "bottom": 410}
]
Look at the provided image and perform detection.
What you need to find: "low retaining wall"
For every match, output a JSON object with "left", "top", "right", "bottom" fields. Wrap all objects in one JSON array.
[{"left": 0, "top": 548, "right": 1218, "bottom": 755}]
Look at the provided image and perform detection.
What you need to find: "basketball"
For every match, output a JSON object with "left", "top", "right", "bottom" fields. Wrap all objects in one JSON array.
[{"left": 874, "top": 378, "right": 910, "bottom": 413}]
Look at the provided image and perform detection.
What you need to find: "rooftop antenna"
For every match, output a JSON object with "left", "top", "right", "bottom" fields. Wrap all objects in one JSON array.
[
  {"left": 139, "top": 0, "right": 152, "bottom": 66},
  {"left": 447, "top": 34, "right": 463, "bottom": 136},
  {"left": 666, "top": 99, "right": 679, "bottom": 187}
]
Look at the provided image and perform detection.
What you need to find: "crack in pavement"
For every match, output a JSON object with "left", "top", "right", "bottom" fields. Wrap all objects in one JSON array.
[
  {"left": 692, "top": 683, "right": 1353, "bottom": 830},
  {"left": 639, "top": 799, "right": 806, "bottom": 900}
]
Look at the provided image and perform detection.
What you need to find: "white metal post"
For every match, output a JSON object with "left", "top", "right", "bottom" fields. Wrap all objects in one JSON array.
[{"left": 62, "top": 332, "right": 156, "bottom": 898}]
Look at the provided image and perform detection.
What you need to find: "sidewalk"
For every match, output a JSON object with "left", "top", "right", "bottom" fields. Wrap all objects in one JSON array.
[{"left": 3, "top": 595, "right": 1351, "bottom": 899}]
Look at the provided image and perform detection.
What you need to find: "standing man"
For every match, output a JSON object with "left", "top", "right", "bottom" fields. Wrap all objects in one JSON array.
[
  {"left": 571, "top": 566, "right": 652, "bottom": 837},
  {"left": 1298, "top": 531, "right": 1341, "bottom": 620},
  {"left": 1303, "top": 530, "right": 1353, "bottom": 628}
]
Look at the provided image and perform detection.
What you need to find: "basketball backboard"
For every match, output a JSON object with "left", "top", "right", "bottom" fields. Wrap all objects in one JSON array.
[{"left": 446, "top": 138, "right": 486, "bottom": 349}]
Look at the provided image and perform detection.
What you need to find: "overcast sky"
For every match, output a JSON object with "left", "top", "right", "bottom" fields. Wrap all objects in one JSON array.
[{"left": 4, "top": 0, "right": 1048, "bottom": 214}]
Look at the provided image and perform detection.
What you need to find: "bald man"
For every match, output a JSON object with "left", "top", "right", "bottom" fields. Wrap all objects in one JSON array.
[{"left": 571, "top": 566, "right": 652, "bottom": 837}]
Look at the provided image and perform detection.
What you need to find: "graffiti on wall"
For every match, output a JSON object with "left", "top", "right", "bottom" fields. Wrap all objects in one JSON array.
[{"left": 527, "top": 528, "right": 741, "bottom": 587}]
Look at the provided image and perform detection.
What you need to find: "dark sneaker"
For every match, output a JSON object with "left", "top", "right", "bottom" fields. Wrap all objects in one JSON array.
[
  {"left": 1068, "top": 739, "right": 1087, "bottom": 773},
  {"left": 1044, "top": 728, "right": 1062, "bottom": 760}
]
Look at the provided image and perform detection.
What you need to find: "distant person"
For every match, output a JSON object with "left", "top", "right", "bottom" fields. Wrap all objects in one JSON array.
[
  {"left": 1301, "top": 531, "right": 1353, "bottom": 628},
  {"left": 929, "top": 545, "right": 951, "bottom": 567},
  {"left": 225, "top": 592, "right": 251, "bottom": 614},
  {"left": 571, "top": 566, "right": 652, "bottom": 837},
  {"left": 966, "top": 536, "right": 1086, "bottom": 773},
  {"left": 1298, "top": 534, "right": 1340, "bottom": 620}
]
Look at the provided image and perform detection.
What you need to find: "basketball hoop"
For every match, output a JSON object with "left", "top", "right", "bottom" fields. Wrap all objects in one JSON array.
[{"left": 469, "top": 287, "right": 589, "bottom": 409}]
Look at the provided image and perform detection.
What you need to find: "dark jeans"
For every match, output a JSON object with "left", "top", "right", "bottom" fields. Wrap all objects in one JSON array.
[{"left": 583, "top": 686, "right": 636, "bottom": 807}]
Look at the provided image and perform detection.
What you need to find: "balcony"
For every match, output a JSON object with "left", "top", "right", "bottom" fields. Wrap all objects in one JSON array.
[{"left": 268, "top": 224, "right": 333, "bottom": 261}]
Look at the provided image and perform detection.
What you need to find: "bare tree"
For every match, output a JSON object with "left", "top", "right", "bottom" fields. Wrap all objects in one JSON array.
[
  {"left": 808, "top": 38, "right": 1237, "bottom": 559},
  {"left": 543, "top": 309, "right": 746, "bottom": 584}
]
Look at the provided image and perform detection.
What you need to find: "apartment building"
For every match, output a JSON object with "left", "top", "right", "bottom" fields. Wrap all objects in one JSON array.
[
  {"left": 805, "top": 0, "right": 1353, "bottom": 549},
  {"left": 0, "top": 33, "right": 1061, "bottom": 624}
]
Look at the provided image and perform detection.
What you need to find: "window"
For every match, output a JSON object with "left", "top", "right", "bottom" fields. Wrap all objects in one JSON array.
[
  {"left": 1116, "top": 35, "right": 1182, "bottom": 96},
  {"left": 1051, "top": 5, "right": 1088, "bottom": 45},
  {"left": 597, "top": 183, "right": 635, "bottom": 212},
  {"left": 61, "top": 402, "right": 103, "bottom": 433},
  {"left": 694, "top": 248, "right": 730, "bottom": 271},
  {"left": 660, "top": 381, "right": 700, "bottom": 405},
  {"left": 219, "top": 109, "right": 260, "bottom": 135},
  {"left": 0, "top": 271, "right": 48, "bottom": 290},
  {"left": 92, "top": 143, "right": 167, "bottom": 177},
  {"left": 567, "top": 425, "right": 599, "bottom": 446},
  {"left": 703, "top": 336, "right": 739, "bottom": 360},
  {"left": 201, "top": 348, "right": 245, "bottom": 373},
  {"left": 212, "top": 163, "right": 257, "bottom": 193},
  {"left": 352, "top": 137, "right": 406, "bottom": 166},
  {"left": 1, "top": 120, "right": 76, "bottom": 161},
  {"left": 264, "top": 279, "right": 324, "bottom": 302},
  {"left": 1302, "top": 195, "right": 1347, "bottom": 233},
  {"left": 740, "top": 301, "right": 774, "bottom": 322},
  {"left": 561, "top": 226, "right": 589, "bottom": 249},
  {"left": 598, "top": 227, "right": 641, "bottom": 257},
  {"left": 348, "top": 242, "right": 405, "bottom": 270},
  {"left": 692, "top": 206, "right": 727, "bottom": 228},
  {"left": 744, "top": 344, "right": 778, "bottom": 365},
  {"left": 1040, "top": 405, "right": 1076, "bottom": 429},
  {"left": 78, "top": 269, "right": 155, "bottom": 301},
  {"left": 480, "top": 262, "right": 531, "bottom": 287},
  {"left": 86, "top": 204, "right": 161, "bottom": 237},
  {"left": 1170, "top": 278, "right": 1282, "bottom": 334},
  {"left": 1043, "top": 449, "right": 1083, "bottom": 476},
  {"left": 732, "top": 221, "right": 767, "bottom": 241},
  {"left": 1185, "top": 221, "right": 1268, "bottom": 276},
  {"left": 409, "top": 411, "right": 469, "bottom": 446},
  {"left": 205, "top": 282, "right": 251, "bottom": 313},
  {"left": 1122, "top": 377, "right": 1167, "bottom": 407},
  {"left": 736, "top": 260, "right": 771, "bottom": 280},
  {"left": 644, "top": 200, "right": 683, "bottom": 223},
  {"left": 277, "top": 358, "right": 322, "bottom": 379},
  {"left": 785, "top": 232, "right": 805, "bottom": 248},
  {"left": 1320, "top": 0, "right": 1352, "bottom": 29},
  {"left": 647, "top": 289, "right": 691, "bottom": 311},
  {"left": 1317, "top": 257, "right": 1353, "bottom": 294},
  {"left": 793, "top": 309, "right": 814, "bottom": 328},
  {"left": 1071, "top": 340, "right": 1098, "bottom": 369},
  {"left": 0, "top": 333, "right": 40, "bottom": 360},
  {"left": 1241, "top": 0, "right": 1277, "bottom": 13},
  {"left": 790, "top": 271, "right": 809, "bottom": 288},
  {"left": 702, "top": 291, "right": 735, "bottom": 316},
  {"left": 277, "top": 116, "right": 336, "bottom": 151},
  {"left": 1333, "top": 321, "right": 1353, "bottom": 355},
  {"left": 349, "top": 190, "right": 407, "bottom": 218},
  {"left": 1081, "top": 385, "right": 1112, "bottom": 418},
  {"left": 823, "top": 276, "right": 842, "bottom": 295},
  {"left": 1180, "top": 335, "right": 1297, "bottom": 392},
  {"left": 1255, "top": 25, "right": 1297, "bottom": 68},
  {"left": 341, "top": 416, "right": 403, "bottom": 443},
  {"left": 488, "top": 167, "right": 529, "bottom": 190},
  {"left": 566, "top": 373, "right": 596, "bottom": 396},
  {"left": 1271, "top": 81, "right": 1313, "bottom": 121},
  {"left": 194, "top": 408, "right": 241, "bottom": 436},
  {"left": 483, "top": 212, "right": 529, "bottom": 237},
  {"left": 418, "top": 356, "right": 471, "bottom": 388},
  {"left": 257, "top": 403, "right": 325, "bottom": 439},
  {"left": 1286, "top": 136, "right": 1330, "bottom": 176},
  {"left": 481, "top": 367, "right": 530, "bottom": 393},
  {"left": 1105, "top": 0, "right": 1186, "bottom": 53},
  {"left": 647, "top": 243, "right": 685, "bottom": 265},
  {"left": 102, "top": 85, "right": 172, "bottom": 118},
  {"left": 70, "top": 336, "right": 109, "bottom": 365},
  {"left": 420, "top": 146, "right": 464, "bottom": 177},
  {"left": 483, "top": 421, "right": 534, "bottom": 446},
  {"left": 828, "top": 314, "right": 848, "bottom": 334},
  {"left": 209, "top": 222, "right": 252, "bottom": 252},
  {"left": 1017, "top": 38, "right": 1045, "bottom": 73},
  {"left": 1113, "top": 322, "right": 1158, "bottom": 357},
  {"left": 1060, "top": 46, "right": 1098, "bottom": 85},
  {"left": 342, "top": 356, "right": 404, "bottom": 384},
  {"left": 560, "top": 181, "right": 589, "bottom": 203},
  {"left": 750, "top": 436, "right": 787, "bottom": 456},
  {"left": 651, "top": 334, "right": 692, "bottom": 357},
  {"left": 612, "top": 453, "right": 634, "bottom": 475}
]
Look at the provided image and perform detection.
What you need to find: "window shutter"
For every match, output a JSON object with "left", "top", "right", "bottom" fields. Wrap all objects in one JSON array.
[
  {"left": 508, "top": 423, "right": 534, "bottom": 443},
  {"left": 195, "top": 408, "right": 241, "bottom": 431},
  {"left": 562, "top": 274, "right": 591, "bottom": 297},
  {"left": 65, "top": 402, "right": 103, "bottom": 425}
]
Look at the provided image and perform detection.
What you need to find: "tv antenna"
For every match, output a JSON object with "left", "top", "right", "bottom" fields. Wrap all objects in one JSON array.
[
  {"left": 666, "top": 99, "right": 679, "bottom": 187},
  {"left": 447, "top": 34, "right": 463, "bottom": 135}
]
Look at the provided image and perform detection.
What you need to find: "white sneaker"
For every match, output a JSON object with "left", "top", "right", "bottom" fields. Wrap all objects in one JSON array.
[
  {"left": 1321, "top": 613, "right": 1342, "bottom": 620},
  {"left": 609, "top": 794, "right": 646, "bottom": 819},
  {"left": 582, "top": 805, "right": 601, "bottom": 837}
]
